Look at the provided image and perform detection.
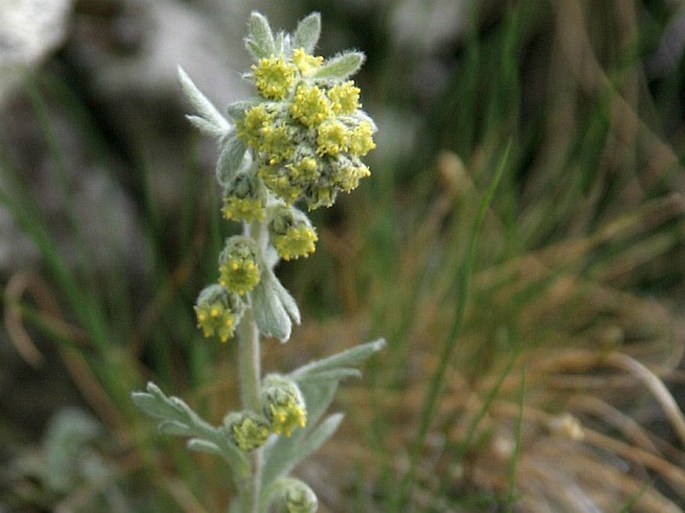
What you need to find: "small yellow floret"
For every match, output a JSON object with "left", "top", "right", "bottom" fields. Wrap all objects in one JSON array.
[
  {"left": 252, "top": 56, "right": 297, "bottom": 100},
  {"left": 327, "top": 81, "right": 361, "bottom": 115},
  {"left": 285, "top": 156, "right": 320, "bottom": 182},
  {"left": 218, "top": 242, "right": 261, "bottom": 296},
  {"left": 268, "top": 399, "right": 307, "bottom": 437},
  {"left": 290, "top": 84, "right": 332, "bottom": 127},
  {"left": 195, "top": 301, "right": 237, "bottom": 343},
  {"left": 274, "top": 225, "right": 318, "bottom": 261},
  {"left": 316, "top": 120, "right": 349, "bottom": 157},
  {"left": 222, "top": 196, "right": 266, "bottom": 223},
  {"left": 259, "top": 165, "right": 302, "bottom": 204},
  {"left": 292, "top": 48, "right": 324, "bottom": 77},
  {"left": 348, "top": 121, "right": 376, "bottom": 157},
  {"left": 230, "top": 415, "right": 270, "bottom": 451},
  {"left": 237, "top": 105, "right": 274, "bottom": 149},
  {"left": 258, "top": 124, "right": 294, "bottom": 164}
]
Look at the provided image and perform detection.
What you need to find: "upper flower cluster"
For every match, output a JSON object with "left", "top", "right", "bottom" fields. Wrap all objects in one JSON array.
[
  {"left": 232, "top": 26, "right": 376, "bottom": 210},
  {"left": 183, "top": 12, "right": 375, "bottom": 346}
]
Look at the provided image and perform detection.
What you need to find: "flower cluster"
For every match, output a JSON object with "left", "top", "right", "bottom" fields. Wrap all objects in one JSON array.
[
  {"left": 194, "top": 285, "right": 244, "bottom": 343},
  {"left": 135, "top": 14, "right": 383, "bottom": 513},
  {"left": 234, "top": 47, "right": 376, "bottom": 210},
  {"left": 268, "top": 205, "right": 318, "bottom": 261},
  {"left": 218, "top": 236, "right": 261, "bottom": 296},
  {"left": 261, "top": 375, "right": 307, "bottom": 438},
  {"left": 223, "top": 375, "right": 308, "bottom": 451}
]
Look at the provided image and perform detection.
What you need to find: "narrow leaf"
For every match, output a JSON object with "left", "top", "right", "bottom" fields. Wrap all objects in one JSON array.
[
  {"left": 178, "top": 66, "right": 230, "bottom": 136},
  {"left": 292, "top": 368, "right": 362, "bottom": 383},
  {"left": 158, "top": 420, "right": 193, "bottom": 436},
  {"left": 293, "top": 13, "right": 321, "bottom": 53},
  {"left": 215, "top": 136, "right": 247, "bottom": 187},
  {"left": 291, "top": 339, "right": 385, "bottom": 379},
  {"left": 272, "top": 272, "right": 301, "bottom": 327},
  {"left": 246, "top": 12, "right": 276, "bottom": 59},
  {"left": 185, "top": 115, "right": 227, "bottom": 139},
  {"left": 261, "top": 413, "right": 343, "bottom": 486},
  {"left": 187, "top": 438, "right": 223, "bottom": 456},
  {"left": 312, "top": 52, "right": 365, "bottom": 80},
  {"left": 252, "top": 268, "right": 300, "bottom": 342},
  {"left": 131, "top": 392, "right": 175, "bottom": 420}
]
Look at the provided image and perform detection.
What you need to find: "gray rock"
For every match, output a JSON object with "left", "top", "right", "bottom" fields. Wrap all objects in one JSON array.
[{"left": 0, "top": 0, "right": 73, "bottom": 103}]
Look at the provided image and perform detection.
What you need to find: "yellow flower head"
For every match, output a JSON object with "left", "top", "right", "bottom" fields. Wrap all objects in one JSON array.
[
  {"left": 222, "top": 196, "right": 265, "bottom": 223},
  {"left": 261, "top": 375, "right": 307, "bottom": 437},
  {"left": 290, "top": 84, "right": 333, "bottom": 127},
  {"left": 316, "top": 119, "right": 349, "bottom": 157},
  {"left": 222, "top": 171, "right": 266, "bottom": 223},
  {"left": 224, "top": 411, "right": 270, "bottom": 451},
  {"left": 194, "top": 285, "right": 243, "bottom": 343},
  {"left": 292, "top": 48, "right": 324, "bottom": 77},
  {"left": 218, "top": 236, "right": 261, "bottom": 295},
  {"left": 327, "top": 81, "right": 361, "bottom": 115},
  {"left": 259, "top": 123, "right": 295, "bottom": 165},
  {"left": 269, "top": 205, "right": 318, "bottom": 260},
  {"left": 331, "top": 156, "right": 371, "bottom": 193},
  {"left": 283, "top": 482, "right": 318, "bottom": 513},
  {"left": 285, "top": 155, "right": 319, "bottom": 183},
  {"left": 252, "top": 56, "right": 297, "bottom": 100},
  {"left": 237, "top": 104, "right": 275, "bottom": 150},
  {"left": 258, "top": 165, "right": 303, "bottom": 205},
  {"left": 347, "top": 120, "right": 376, "bottom": 157}
]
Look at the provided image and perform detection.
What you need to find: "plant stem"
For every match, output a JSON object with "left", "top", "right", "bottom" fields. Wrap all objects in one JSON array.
[{"left": 237, "top": 221, "right": 267, "bottom": 513}]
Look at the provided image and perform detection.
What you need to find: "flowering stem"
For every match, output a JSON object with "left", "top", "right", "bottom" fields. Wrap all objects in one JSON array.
[{"left": 237, "top": 221, "right": 267, "bottom": 513}]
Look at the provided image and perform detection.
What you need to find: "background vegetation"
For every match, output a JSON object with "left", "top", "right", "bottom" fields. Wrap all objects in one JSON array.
[{"left": 1, "top": 1, "right": 684, "bottom": 512}]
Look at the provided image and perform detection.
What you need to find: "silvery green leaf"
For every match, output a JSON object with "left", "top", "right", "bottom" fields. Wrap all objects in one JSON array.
[
  {"left": 274, "top": 31, "right": 289, "bottom": 54},
  {"left": 252, "top": 267, "right": 300, "bottom": 342},
  {"left": 272, "top": 271, "right": 301, "bottom": 326},
  {"left": 298, "top": 379, "right": 338, "bottom": 428},
  {"left": 178, "top": 66, "right": 230, "bottom": 138},
  {"left": 261, "top": 413, "right": 343, "bottom": 487},
  {"left": 312, "top": 51, "right": 365, "bottom": 80},
  {"left": 216, "top": 136, "right": 247, "bottom": 187},
  {"left": 296, "top": 413, "right": 343, "bottom": 463},
  {"left": 226, "top": 100, "right": 257, "bottom": 121},
  {"left": 132, "top": 382, "right": 250, "bottom": 477},
  {"left": 290, "top": 339, "right": 385, "bottom": 380},
  {"left": 187, "top": 438, "right": 223, "bottom": 456},
  {"left": 245, "top": 12, "right": 276, "bottom": 59},
  {"left": 131, "top": 391, "right": 176, "bottom": 420},
  {"left": 291, "top": 368, "right": 362, "bottom": 384},
  {"left": 293, "top": 13, "right": 321, "bottom": 54},
  {"left": 185, "top": 115, "right": 227, "bottom": 139},
  {"left": 158, "top": 420, "right": 193, "bottom": 436}
]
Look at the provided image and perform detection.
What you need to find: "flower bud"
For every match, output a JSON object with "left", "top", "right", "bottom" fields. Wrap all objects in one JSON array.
[
  {"left": 222, "top": 170, "right": 267, "bottom": 223},
  {"left": 261, "top": 375, "right": 307, "bottom": 437},
  {"left": 281, "top": 480, "right": 318, "bottom": 513},
  {"left": 218, "top": 236, "right": 261, "bottom": 296},
  {"left": 194, "top": 284, "right": 244, "bottom": 342},
  {"left": 268, "top": 205, "right": 317, "bottom": 261},
  {"left": 224, "top": 411, "right": 270, "bottom": 451}
]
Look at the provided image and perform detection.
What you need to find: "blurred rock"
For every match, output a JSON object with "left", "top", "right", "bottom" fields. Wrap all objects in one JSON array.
[
  {"left": 63, "top": 0, "right": 255, "bottom": 213},
  {"left": 0, "top": 0, "right": 73, "bottom": 103}
]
